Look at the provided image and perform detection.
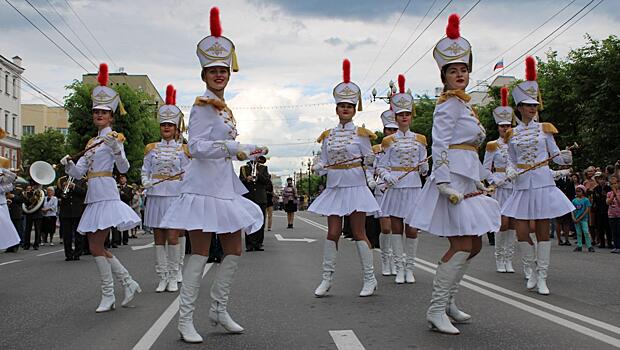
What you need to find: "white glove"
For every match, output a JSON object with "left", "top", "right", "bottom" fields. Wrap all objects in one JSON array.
[
  {"left": 553, "top": 169, "right": 571, "bottom": 180},
  {"left": 559, "top": 149, "right": 573, "bottom": 164},
  {"left": 104, "top": 134, "right": 121, "bottom": 154},
  {"left": 437, "top": 183, "right": 464, "bottom": 205},
  {"left": 1, "top": 168, "right": 16, "bottom": 182},
  {"left": 506, "top": 167, "right": 519, "bottom": 180},
  {"left": 60, "top": 155, "right": 71, "bottom": 166},
  {"left": 383, "top": 173, "right": 398, "bottom": 186},
  {"left": 476, "top": 181, "right": 492, "bottom": 192},
  {"left": 367, "top": 179, "right": 377, "bottom": 190},
  {"left": 419, "top": 163, "right": 429, "bottom": 176},
  {"left": 311, "top": 163, "right": 324, "bottom": 174},
  {"left": 236, "top": 143, "right": 257, "bottom": 160},
  {"left": 142, "top": 179, "right": 154, "bottom": 189},
  {"left": 249, "top": 145, "right": 269, "bottom": 157},
  {"left": 364, "top": 154, "right": 376, "bottom": 166}
]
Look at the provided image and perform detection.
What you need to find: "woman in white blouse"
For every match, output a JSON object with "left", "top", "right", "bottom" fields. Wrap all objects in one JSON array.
[{"left": 41, "top": 187, "right": 58, "bottom": 246}]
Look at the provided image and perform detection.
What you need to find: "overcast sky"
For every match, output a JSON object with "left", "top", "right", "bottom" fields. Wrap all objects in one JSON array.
[{"left": 2, "top": 0, "right": 617, "bottom": 177}]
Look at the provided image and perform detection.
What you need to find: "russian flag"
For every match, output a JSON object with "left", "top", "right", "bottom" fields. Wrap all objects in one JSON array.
[{"left": 493, "top": 59, "right": 504, "bottom": 71}]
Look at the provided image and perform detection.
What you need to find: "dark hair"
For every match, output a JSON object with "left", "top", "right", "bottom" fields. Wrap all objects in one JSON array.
[{"left": 286, "top": 177, "right": 292, "bottom": 182}]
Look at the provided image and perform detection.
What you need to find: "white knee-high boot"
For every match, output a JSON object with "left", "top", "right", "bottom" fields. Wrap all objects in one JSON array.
[
  {"left": 518, "top": 241, "right": 537, "bottom": 289},
  {"left": 178, "top": 254, "right": 208, "bottom": 343},
  {"left": 391, "top": 234, "right": 405, "bottom": 284},
  {"left": 209, "top": 255, "right": 244, "bottom": 333},
  {"left": 404, "top": 237, "right": 418, "bottom": 283},
  {"left": 494, "top": 231, "right": 506, "bottom": 272},
  {"left": 355, "top": 241, "right": 377, "bottom": 297},
  {"left": 504, "top": 229, "right": 516, "bottom": 273},
  {"left": 94, "top": 256, "right": 115, "bottom": 313},
  {"left": 446, "top": 258, "right": 471, "bottom": 323},
  {"left": 177, "top": 236, "right": 186, "bottom": 283},
  {"left": 536, "top": 241, "right": 551, "bottom": 295},
  {"left": 379, "top": 233, "right": 392, "bottom": 276},
  {"left": 167, "top": 244, "right": 180, "bottom": 292},
  {"left": 314, "top": 240, "right": 337, "bottom": 297},
  {"left": 155, "top": 245, "right": 168, "bottom": 292},
  {"left": 426, "top": 252, "right": 469, "bottom": 335},
  {"left": 108, "top": 255, "right": 141, "bottom": 307}
]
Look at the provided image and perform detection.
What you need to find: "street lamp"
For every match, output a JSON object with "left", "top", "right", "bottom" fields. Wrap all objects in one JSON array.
[{"left": 371, "top": 80, "right": 397, "bottom": 104}]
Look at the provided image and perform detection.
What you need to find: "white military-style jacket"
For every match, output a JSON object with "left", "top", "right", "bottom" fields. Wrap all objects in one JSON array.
[
  {"left": 378, "top": 130, "right": 428, "bottom": 188},
  {"left": 315, "top": 121, "right": 376, "bottom": 189},
  {"left": 482, "top": 137, "right": 513, "bottom": 189},
  {"left": 65, "top": 126, "right": 129, "bottom": 204},
  {"left": 371, "top": 144, "right": 385, "bottom": 196},
  {"left": 180, "top": 89, "right": 248, "bottom": 200},
  {"left": 141, "top": 139, "right": 191, "bottom": 197},
  {"left": 505, "top": 121, "right": 568, "bottom": 190},
  {"left": 431, "top": 92, "right": 489, "bottom": 183}
]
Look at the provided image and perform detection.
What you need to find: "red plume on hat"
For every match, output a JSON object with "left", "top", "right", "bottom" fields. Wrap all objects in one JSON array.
[
  {"left": 342, "top": 59, "right": 351, "bottom": 83},
  {"left": 525, "top": 56, "right": 537, "bottom": 81},
  {"left": 500, "top": 87, "right": 508, "bottom": 107},
  {"left": 172, "top": 89, "right": 177, "bottom": 105},
  {"left": 210, "top": 7, "right": 222, "bottom": 37},
  {"left": 97, "top": 63, "right": 108, "bottom": 86},
  {"left": 446, "top": 14, "right": 460, "bottom": 39},
  {"left": 165, "top": 84, "right": 174, "bottom": 105},
  {"left": 398, "top": 74, "right": 406, "bottom": 94}
]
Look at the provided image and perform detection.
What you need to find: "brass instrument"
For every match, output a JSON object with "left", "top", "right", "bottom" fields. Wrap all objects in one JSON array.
[
  {"left": 57, "top": 175, "right": 75, "bottom": 196},
  {"left": 22, "top": 161, "right": 56, "bottom": 213}
]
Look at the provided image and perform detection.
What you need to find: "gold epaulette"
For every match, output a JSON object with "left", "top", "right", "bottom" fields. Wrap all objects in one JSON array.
[
  {"left": 372, "top": 144, "right": 382, "bottom": 154},
  {"left": 182, "top": 144, "right": 192, "bottom": 158},
  {"left": 357, "top": 127, "right": 378, "bottom": 141},
  {"left": 436, "top": 89, "right": 471, "bottom": 105},
  {"left": 381, "top": 134, "right": 396, "bottom": 149},
  {"left": 504, "top": 128, "right": 514, "bottom": 143},
  {"left": 85, "top": 137, "right": 97, "bottom": 148},
  {"left": 194, "top": 96, "right": 227, "bottom": 111},
  {"left": 107, "top": 131, "right": 126, "bottom": 143},
  {"left": 144, "top": 143, "right": 157, "bottom": 156},
  {"left": 541, "top": 122, "right": 558, "bottom": 134},
  {"left": 415, "top": 134, "right": 427, "bottom": 146},
  {"left": 316, "top": 129, "right": 331, "bottom": 143},
  {"left": 486, "top": 140, "right": 499, "bottom": 152}
]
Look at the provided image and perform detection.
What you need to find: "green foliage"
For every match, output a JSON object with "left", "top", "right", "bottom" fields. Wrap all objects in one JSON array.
[
  {"left": 296, "top": 174, "right": 325, "bottom": 197},
  {"left": 21, "top": 128, "right": 68, "bottom": 179},
  {"left": 410, "top": 95, "right": 435, "bottom": 144},
  {"left": 64, "top": 81, "right": 160, "bottom": 183}
]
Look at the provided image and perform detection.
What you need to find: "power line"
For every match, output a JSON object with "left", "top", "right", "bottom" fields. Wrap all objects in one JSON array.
[
  {"left": 4, "top": 0, "right": 88, "bottom": 71},
  {"left": 467, "top": 0, "right": 597, "bottom": 92},
  {"left": 359, "top": 0, "right": 412, "bottom": 87},
  {"left": 63, "top": 0, "right": 118, "bottom": 69},
  {"left": 46, "top": 0, "right": 101, "bottom": 64},
  {"left": 19, "top": 75, "right": 64, "bottom": 107},
  {"left": 397, "top": 0, "right": 439, "bottom": 55}
]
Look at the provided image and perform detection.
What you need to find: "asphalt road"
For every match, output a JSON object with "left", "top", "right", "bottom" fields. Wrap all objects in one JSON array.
[{"left": 1, "top": 211, "right": 619, "bottom": 350}]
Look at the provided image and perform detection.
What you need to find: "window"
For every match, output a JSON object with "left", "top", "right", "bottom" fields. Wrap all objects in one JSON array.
[
  {"left": 56, "top": 127, "right": 68, "bottom": 137},
  {"left": 4, "top": 74, "right": 8, "bottom": 94},
  {"left": 12, "top": 77, "right": 17, "bottom": 98},
  {"left": 23, "top": 125, "right": 35, "bottom": 135},
  {"left": 4, "top": 112, "right": 8, "bottom": 132},
  {"left": 12, "top": 117, "right": 16, "bottom": 136}
]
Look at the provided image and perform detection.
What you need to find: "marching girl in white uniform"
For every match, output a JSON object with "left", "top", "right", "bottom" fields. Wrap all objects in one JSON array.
[
  {"left": 378, "top": 75, "right": 428, "bottom": 285},
  {"left": 310, "top": 59, "right": 380, "bottom": 298},
  {"left": 483, "top": 87, "right": 517, "bottom": 273},
  {"left": 373, "top": 111, "right": 398, "bottom": 276},
  {"left": 407, "top": 14, "right": 500, "bottom": 335},
  {"left": 141, "top": 85, "right": 190, "bottom": 293},
  {"left": 159, "top": 8, "right": 267, "bottom": 343},
  {"left": 501, "top": 56, "right": 574, "bottom": 295},
  {"left": 60, "top": 63, "right": 142, "bottom": 313},
  {"left": 0, "top": 151, "right": 21, "bottom": 250}
]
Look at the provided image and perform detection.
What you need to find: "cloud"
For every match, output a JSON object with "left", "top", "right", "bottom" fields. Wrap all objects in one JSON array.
[{"left": 324, "top": 37, "right": 343, "bottom": 46}]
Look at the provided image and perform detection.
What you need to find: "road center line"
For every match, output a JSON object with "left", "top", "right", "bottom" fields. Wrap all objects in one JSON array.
[
  {"left": 36, "top": 249, "right": 64, "bottom": 257},
  {"left": 132, "top": 243, "right": 155, "bottom": 251},
  {"left": 329, "top": 330, "right": 366, "bottom": 350},
  {"left": 132, "top": 262, "right": 214, "bottom": 350},
  {"left": 0, "top": 259, "right": 22, "bottom": 266}
]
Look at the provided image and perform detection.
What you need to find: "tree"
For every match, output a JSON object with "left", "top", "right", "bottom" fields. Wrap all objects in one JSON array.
[
  {"left": 21, "top": 128, "right": 67, "bottom": 180},
  {"left": 296, "top": 174, "right": 325, "bottom": 198},
  {"left": 64, "top": 81, "right": 160, "bottom": 183}
]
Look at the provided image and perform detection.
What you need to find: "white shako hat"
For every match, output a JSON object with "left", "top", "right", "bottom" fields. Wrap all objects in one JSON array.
[
  {"left": 158, "top": 84, "right": 183, "bottom": 127},
  {"left": 333, "top": 59, "right": 363, "bottom": 111},
  {"left": 493, "top": 87, "right": 514, "bottom": 125},
  {"left": 196, "top": 7, "right": 239, "bottom": 72},
  {"left": 433, "top": 14, "right": 473, "bottom": 72},
  {"left": 381, "top": 110, "right": 397, "bottom": 129},
  {"left": 92, "top": 63, "right": 125, "bottom": 114},
  {"left": 390, "top": 74, "right": 415, "bottom": 114},
  {"left": 512, "top": 56, "right": 542, "bottom": 107}
]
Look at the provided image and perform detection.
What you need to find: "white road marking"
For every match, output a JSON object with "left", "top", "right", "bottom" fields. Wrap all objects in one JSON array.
[
  {"left": 36, "top": 249, "right": 64, "bottom": 256},
  {"left": 132, "top": 263, "right": 214, "bottom": 350},
  {"left": 296, "top": 216, "right": 329, "bottom": 231},
  {"left": 274, "top": 233, "right": 316, "bottom": 243},
  {"left": 329, "top": 330, "right": 366, "bottom": 350},
  {"left": 299, "top": 214, "right": 620, "bottom": 348},
  {"left": 0, "top": 259, "right": 22, "bottom": 266},
  {"left": 131, "top": 242, "right": 154, "bottom": 251}
]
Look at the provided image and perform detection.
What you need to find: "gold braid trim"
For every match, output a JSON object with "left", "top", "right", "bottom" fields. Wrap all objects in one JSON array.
[
  {"left": 316, "top": 129, "right": 331, "bottom": 143},
  {"left": 486, "top": 140, "right": 499, "bottom": 152},
  {"left": 372, "top": 144, "right": 383, "bottom": 154},
  {"left": 182, "top": 144, "right": 192, "bottom": 158},
  {"left": 541, "top": 122, "right": 558, "bottom": 134},
  {"left": 194, "top": 96, "right": 228, "bottom": 111},
  {"left": 381, "top": 134, "right": 396, "bottom": 149},
  {"left": 415, "top": 133, "right": 427, "bottom": 146},
  {"left": 436, "top": 89, "right": 472, "bottom": 105},
  {"left": 357, "top": 127, "right": 378, "bottom": 141},
  {"left": 144, "top": 143, "right": 157, "bottom": 156}
]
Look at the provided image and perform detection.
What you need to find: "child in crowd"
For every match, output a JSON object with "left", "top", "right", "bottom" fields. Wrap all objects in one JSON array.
[
  {"left": 606, "top": 176, "right": 620, "bottom": 253},
  {"left": 572, "top": 185, "right": 594, "bottom": 252}
]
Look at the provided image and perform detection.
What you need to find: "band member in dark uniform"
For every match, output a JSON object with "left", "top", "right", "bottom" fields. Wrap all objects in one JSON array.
[
  {"left": 239, "top": 156, "right": 270, "bottom": 251},
  {"left": 23, "top": 183, "right": 44, "bottom": 250},
  {"left": 117, "top": 174, "right": 133, "bottom": 245},
  {"left": 58, "top": 176, "right": 87, "bottom": 261},
  {"left": 6, "top": 187, "right": 24, "bottom": 252}
]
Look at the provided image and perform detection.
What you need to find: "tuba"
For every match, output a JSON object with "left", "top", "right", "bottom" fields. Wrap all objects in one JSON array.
[{"left": 23, "top": 161, "right": 55, "bottom": 214}]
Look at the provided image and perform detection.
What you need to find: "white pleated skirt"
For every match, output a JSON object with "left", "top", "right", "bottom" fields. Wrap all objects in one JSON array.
[
  {"left": 381, "top": 187, "right": 421, "bottom": 219},
  {"left": 159, "top": 193, "right": 263, "bottom": 234},
  {"left": 77, "top": 199, "right": 141, "bottom": 234},
  {"left": 493, "top": 187, "right": 513, "bottom": 209},
  {"left": 407, "top": 174, "right": 500, "bottom": 237},
  {"left": 144, "top": 196, "right": 177, "bottom": 228},
  {"left": 308, "top": 185, "right": 380, "bottom": 217},
  {"left": 0, "top": 204, "right": 20, "bottom": 249},
  {"left": 369, "top": 191, "right": 387, "bottom": 218},
  {"left": 501, "top": 185, "right": 575, "bottom": 220}
]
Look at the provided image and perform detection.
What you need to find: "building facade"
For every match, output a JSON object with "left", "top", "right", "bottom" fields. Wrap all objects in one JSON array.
[
  {"left": 82, "top": 71, "right": 164, "bottom": 109},
  {"left": 0, "top": 55, "right": 24, "bottom": 169},
  {"left": 21, "top": 104, "right": 69, "bottom": 136}
]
